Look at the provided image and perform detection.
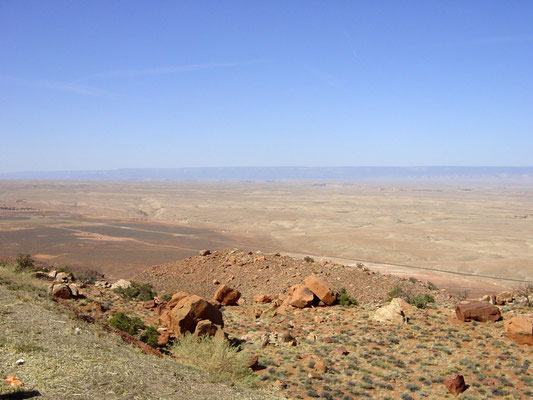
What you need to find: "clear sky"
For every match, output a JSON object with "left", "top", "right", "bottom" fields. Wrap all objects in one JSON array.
[{"left": 1, "top": 1, "right": 532, "bottom": 172}]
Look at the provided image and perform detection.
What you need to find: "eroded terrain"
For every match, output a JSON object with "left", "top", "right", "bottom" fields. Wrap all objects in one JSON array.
[{"left": 0, "top": 181, "right": 531, "bottom": 295}]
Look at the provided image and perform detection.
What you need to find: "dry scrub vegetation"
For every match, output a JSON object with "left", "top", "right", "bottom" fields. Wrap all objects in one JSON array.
[{"left": 0, "top": 261, "right": 278, "bottom": 399}]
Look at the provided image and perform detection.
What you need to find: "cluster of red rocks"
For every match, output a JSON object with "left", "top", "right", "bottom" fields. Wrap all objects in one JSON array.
[
  {"left": 277, "top": 276, "right": 337, "bottom": 311},
  {"left": 455, "top": 299, "right": 532, "bottom": 345},
  {"left": 44, "top": 271, "right": 83, "bottom": 299}
]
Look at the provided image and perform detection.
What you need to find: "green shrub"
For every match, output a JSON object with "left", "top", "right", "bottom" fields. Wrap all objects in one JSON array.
[
  {"left": 427, "top": 281, "right": 438, "bottom": 290},
  {"left": 160, "top": 293, "right": 173, "bottom": 302},
  {"left": 140, "top": 325, "right": 159, "bottom": 348},
  {"left": 15, "top": 254, "right": 35, "bottom": 271},
  {"left": 388, "top": 286, "right": 406, "bottom": 300},
  {"left": 407, "top": 293, "right": 435, "bottom": 309},
  {"left": 408, "top": 277, "right": 417, "bottom": 284},
  {"left": 338, "top": 288, "right": 359, "bottom": 306},
  {"left": 109, "top": 312, "right": 145, "bottom": 335},
  {"left": 172, "top": 333, "right": 257, "bottom": 386},
  {"left": 304, "top": 256, "right": 314, "bottom": 263},
  {"left": 115, "top": 281, "right": 156, "bottom": 301}
]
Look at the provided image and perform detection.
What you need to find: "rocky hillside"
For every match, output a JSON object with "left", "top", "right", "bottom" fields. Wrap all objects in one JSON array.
[
  {"left": 0, "top": 263, "right": 278, "bottom": 400},
  {"left": 135, "top": 249, "right": 453, "bottom": 305}
]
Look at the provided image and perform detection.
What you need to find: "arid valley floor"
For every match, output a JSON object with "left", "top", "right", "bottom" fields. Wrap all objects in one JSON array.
[{"left": 0, "top": 181, "right": 531, "bottom": 297}]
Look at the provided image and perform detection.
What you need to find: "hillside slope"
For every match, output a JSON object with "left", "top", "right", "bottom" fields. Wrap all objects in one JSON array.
[
  {"left": 0, "top": 268, "right": 279, "bottom": 400},
  {"left": 136, "top": 249, "right": 452, "bottom": 305}
]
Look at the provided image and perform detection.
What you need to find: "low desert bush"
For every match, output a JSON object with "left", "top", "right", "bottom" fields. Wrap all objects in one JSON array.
[
  {"left": 115, "top": 281, "right": 156, "bottom": 301},
  {"left": 75, "top": 268, "right": 103, "bottom": 285},
  {"left": 338, "top": 288, "right": 359, "bottom": 306},
  {"left": 388, "top": 286, "right": 406, "bottom": 300},
  {"left": 304, "top": 256, "right": 315, "bottom": 263},
  {"left": 407, "top": 293, "right": 435, "bottom": 309},
  {"left": 140, "top": 325, "right": 159, "bottom": 347},
  {"left": 172, "top": 333, "right": 256, "bottom": 386},
  {"left": 109, "top": 312, "right": 145, "bottom": 335},
  {"left": 15, "top": 254, "right": 35, "bottom": 271}
]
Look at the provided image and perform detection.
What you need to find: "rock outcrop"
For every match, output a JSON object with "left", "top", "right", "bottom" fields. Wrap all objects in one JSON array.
[
  {"left": 290, "top": 284, "right": 315, "bottom": 308},
  {"left": 253, "top": 294, "right": 274, "bottom": 303},
  {"left": 48, "top": 283, "right": 82, "bottom": 299},
  {"left": 504, "top": 316, "right": 533, "bottom": 345},
  {"left": 455, "top": 300, "right": 502, "bottom": 322},
  {"left": 214, "top": 284, "right": 241, "bottom": 306},
  {"left": 159, "top": 293, "right": 224, "bottom": 337},
  {"left": 304, "top": 276, "right": 336, "bottom": 305},
  {"left": 373, "top": 298, "right": 416, "bottom": 324},
  {"left": 444, "top": 374, "right": 467, "bottom": 395},
  {"left": 496, "top": 291, "right": 513, "bottom": 305}
]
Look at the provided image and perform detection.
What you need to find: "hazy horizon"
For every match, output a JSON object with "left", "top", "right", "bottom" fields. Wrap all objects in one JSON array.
[{"left": 2, "top": 166, "right": 533, "bottom": 182}]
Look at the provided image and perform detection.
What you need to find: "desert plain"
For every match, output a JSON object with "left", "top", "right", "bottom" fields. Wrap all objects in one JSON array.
[{"left": 0, "top": 180, "right": 531, "bottom": 298}]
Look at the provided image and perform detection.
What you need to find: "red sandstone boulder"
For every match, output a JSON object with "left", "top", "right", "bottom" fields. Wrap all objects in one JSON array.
[
  {"left": 496, "top": 291, "right": 514, "bottom": 305},
  {"left": 161, "top": 294, "right": 224, "bottom": 336},
  {"left": 253, "top": 294, "right": 274, "bottom": 304},
  {"left": 455, "top": 300, "right": 502, "bottom": 322},
  {"left": 214, "top": 284, "right": 241, "bottom": 306},
  {"left": 194, "top": 319, "right": 225, "bottom": 339},
  {"left": 290, "top": 284, "right": 315, "bottom": 308},
  {"left": 304, "top": 276, "right": 336, "bottom": 305},
  {"left": 444, "top": 374, "right": 466, "bottom": 395},
  {"left": 50, "top": 283, "right": 72, "bottom": 299},
  {"left": 167, "top": 291, "right": 190, "bottom": 309},
  {"left": 505, "top": 316, "right": 533, "bottom": 345}
]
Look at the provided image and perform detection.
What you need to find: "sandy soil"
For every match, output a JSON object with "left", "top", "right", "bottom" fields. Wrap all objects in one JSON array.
[{"left": 0, "top": 181, "right": 531, "bottom": 295}]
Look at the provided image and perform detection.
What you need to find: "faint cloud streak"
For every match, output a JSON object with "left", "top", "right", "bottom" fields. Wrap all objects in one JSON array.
[
  {"left": 0, "top": 74, "right": 115, "bottom": 97},
  {"left": 80, "top": 59, "right": 269, "bottom": 80}
]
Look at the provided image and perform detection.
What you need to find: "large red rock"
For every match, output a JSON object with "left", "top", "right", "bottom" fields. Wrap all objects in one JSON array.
[
  {"left": 214, "top": 284, "right": 241, "bottom": 306},
  {"left": 167, "top": 291, "right": 190, "bottom": 309},
  {"left": 496, "top": 291, "right": 514, "bottom": 305},
  {"left": 290, "top": 284, "right": 315, "bottom": 308},
  {"left": 161, "top": 295, "right": 224, "bottom": 336},
  {"left": 455, "top": 300, "right": 502, "bottom": 322},
  {"left": 505, "top": 316, "right": 533, "bottom": 345},
  {"left": 49, "top": 283, "right": 72, "bottom": 299},
  {"left": 304, "top": 276, "right": 336, "bottom": 305},
  {"left": 444, "top": 374, "right": 466, "bottom": 395}
]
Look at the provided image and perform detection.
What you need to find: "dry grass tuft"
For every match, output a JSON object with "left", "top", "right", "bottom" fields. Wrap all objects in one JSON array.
[{"left": 172, "top": 334, "right": 257, "bottom": 387}]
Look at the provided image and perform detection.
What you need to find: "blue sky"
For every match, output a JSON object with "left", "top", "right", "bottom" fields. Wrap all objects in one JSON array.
[{"left": 1, "top": 1, "right": 532, "bottom": 172}]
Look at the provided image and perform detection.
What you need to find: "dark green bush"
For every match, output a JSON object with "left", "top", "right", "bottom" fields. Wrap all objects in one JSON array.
[
  {"left": 140, "top": 325, "right": 159, "bottom": 348},
  {"left": 338, "top": 288, "right": 359, "bottom": 306},
  {"left": 304, "top": 256, "right": 314, "bottom": 263},
  {"left": 407, "top": 293, "right": 435, "bottom": 309},
  {"left": 109, "top": 312, "right": 145, "bottom": 335},
  {"left": 115, "top": 281, "right": 156, "bottom": 301},
  {"left": 388, "top": 285, "right": 406, "bottom": 300},
  {"left": 15, "top": 254, "right": 35, "bottom": 271}
]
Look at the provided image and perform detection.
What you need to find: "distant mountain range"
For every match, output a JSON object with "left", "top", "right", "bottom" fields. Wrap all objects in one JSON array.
[{"left": 1, "top": 167, "right": 532, "bottom": 182}]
